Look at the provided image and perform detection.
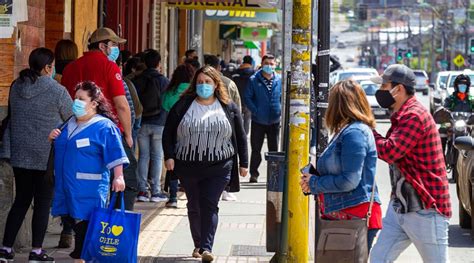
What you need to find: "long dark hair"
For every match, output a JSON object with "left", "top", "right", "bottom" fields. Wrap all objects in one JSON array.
[
  {"left": 167, "top": 64, "right": 195, "bottom": 92},
  {"left": 19, "top": 47, "right": 54, "bottom": 83},
  {"left": 75, "top": 81, "right": 118, "bottom": 124}
]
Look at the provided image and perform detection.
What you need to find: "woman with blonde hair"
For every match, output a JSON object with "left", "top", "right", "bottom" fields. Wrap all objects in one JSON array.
[
  {"left": 300, "top": 79, "right": 382, "bottom": 250},
  {"left": 163, "top": 66, "right": 248, "bottom": 262}
]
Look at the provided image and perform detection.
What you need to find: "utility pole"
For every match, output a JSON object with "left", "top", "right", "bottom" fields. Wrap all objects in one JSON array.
[
  {"left": 431, "top": 8, "right": 436, "bottom": 80},
  {"left": 418, "top": 6, "right": 422, "bottom": 69},
  {"left": 283, "top": 0, "right": 311, "bottom": 261},
  {"left": 315, "top": 0, "right": 330, "bottom": 260}
]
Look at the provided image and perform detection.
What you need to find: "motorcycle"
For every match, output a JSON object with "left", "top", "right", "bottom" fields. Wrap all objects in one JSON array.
[{"left": 434, "top": 108, "right": 474, "bottom": 182}]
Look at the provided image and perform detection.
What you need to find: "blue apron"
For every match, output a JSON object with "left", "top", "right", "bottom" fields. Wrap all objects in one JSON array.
[{"left": 52, "top": 115, "right": 129, "bottom": 221}]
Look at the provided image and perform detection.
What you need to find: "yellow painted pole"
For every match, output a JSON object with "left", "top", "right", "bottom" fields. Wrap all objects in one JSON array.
[{"left": 286, "top": 0, "right": 311, "bottom": 262}]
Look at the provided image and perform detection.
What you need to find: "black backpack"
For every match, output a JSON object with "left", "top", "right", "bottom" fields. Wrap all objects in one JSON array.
[
  {"left": 133, "top": 72, "right": 162, "bottom": 117},
  {"left": 232, "top": 70, "right": 254, "bottom": 98}
]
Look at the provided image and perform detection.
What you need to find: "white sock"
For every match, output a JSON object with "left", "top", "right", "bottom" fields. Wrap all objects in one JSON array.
[
  {"left": 32, "top": 248, "right": 42, "bottom": 255},
  {"left": 2, "top": 247, "right": 12, "bottom": 253}
]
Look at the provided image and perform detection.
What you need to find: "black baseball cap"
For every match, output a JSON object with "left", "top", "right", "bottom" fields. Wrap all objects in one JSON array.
[{"left": 371, "top": 64, "right": 416, "bottom": 89}]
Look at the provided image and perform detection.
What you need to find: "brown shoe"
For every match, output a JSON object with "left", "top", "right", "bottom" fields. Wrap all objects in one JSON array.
[
  {"left": 57, "top": 233, "right": 73, "bottom": 248},
  {"left": 201, "top": 251, "right": 215, "bottom": 261},
  {"left": 192, "top": 248, "right": 201, "bottom": 258}
]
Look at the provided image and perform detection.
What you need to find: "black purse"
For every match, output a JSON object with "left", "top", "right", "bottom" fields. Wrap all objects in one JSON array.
[{"left": 45, "top": 117, "right": 72, "bottom": 186}]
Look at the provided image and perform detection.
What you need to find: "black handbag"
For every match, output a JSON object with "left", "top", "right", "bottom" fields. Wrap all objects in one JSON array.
[
  {"left": 315, "top": 180, "right": 377, "bottom": 263},
  {"left": 45, "top": 117, "right": 72, "bottom": 186}
]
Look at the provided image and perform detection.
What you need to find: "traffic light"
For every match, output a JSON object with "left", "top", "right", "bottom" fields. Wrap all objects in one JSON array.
[
  {"left": 357, "top": 4, "right": 368, "bottom": 21},
  {"left": 470, "top": 38, "right": 474, "bottom": 54},
  {"left": 397, "top": 49, "right": 403, "bottom": 61},
  {"left": 405, "top": 49, "right": 412, "bottom": 58}
]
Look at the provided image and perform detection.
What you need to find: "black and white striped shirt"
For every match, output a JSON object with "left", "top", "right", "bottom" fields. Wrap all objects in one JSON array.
[{"left": 176, "top": 100, "right": 234, "bottom": 162}]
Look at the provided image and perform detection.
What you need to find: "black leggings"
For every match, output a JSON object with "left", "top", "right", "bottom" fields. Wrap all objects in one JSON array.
[{"left": 2, "top": 168, "right": 53, "bottom": 248}]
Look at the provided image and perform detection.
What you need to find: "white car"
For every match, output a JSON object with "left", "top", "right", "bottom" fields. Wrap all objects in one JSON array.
[
  {"left": 430, "top": 71, "right": 454, "bottom": 114},
  {"left": 330, "top": 68, "right": 379, "bottom": 86},
  {"left": 360, "top": 80, "right": 390, "bottom": 119}
]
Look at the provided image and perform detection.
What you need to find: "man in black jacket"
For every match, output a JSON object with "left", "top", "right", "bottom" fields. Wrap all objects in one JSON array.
[{"left": 232, "top": 55, "right": 255, "bottom": 134}]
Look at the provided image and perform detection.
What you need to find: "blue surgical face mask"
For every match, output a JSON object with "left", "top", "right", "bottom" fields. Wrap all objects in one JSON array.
[
  {"left": 262, "top": 65, "right": 274, "bottom": 74},
  {"left": 72, "top": 99, "right": 87, "bottom": 118},
  {"left": 196, "top": 84, "right": 215, "bottom": 99},
  {"left": 458, "top": 84, "right": 468, "bottom": 93},
  {"left": 107, "top": 46, "right": 120, "bottom": 62}
]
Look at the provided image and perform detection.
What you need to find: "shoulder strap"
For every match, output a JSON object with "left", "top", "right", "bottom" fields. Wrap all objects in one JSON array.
[{"left": 366, "top": 177, "right": 377, "bottom": 225}]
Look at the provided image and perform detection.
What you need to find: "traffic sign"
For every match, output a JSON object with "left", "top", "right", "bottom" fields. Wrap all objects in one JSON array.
[{"left": 453, "top": 54, "right": 465, "bottom": 68}]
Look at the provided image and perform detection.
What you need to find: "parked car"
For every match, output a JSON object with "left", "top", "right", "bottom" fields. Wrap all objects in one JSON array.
[
  {"left": 430, "top": 71, "right": 453, "bottom": 114},
  {"left": 329, "top": 67, "right": 378, "bottom": 86},
  {"left": 360, "top": 80, "right": 390, "bottom": 119},
  {"left": 453, "top": 129, "right": 474, "bottom": 238},
  {"left": 413, "top": 70, "right": 429, "bottom": 95}
]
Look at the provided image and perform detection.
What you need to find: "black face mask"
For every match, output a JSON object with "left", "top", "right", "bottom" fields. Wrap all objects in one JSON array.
[{"left": 375, "top": 89, "right": 396, "bottom": 108}]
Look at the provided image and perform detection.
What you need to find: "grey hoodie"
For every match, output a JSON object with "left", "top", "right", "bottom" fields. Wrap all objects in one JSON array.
[{"left": 3, "top": 76, "right": 72, "bottom": 170}]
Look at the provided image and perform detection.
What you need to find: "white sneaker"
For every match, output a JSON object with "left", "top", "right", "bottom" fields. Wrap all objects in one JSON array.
[
  {"left": 221, "top": 191, "right": 237, "bottom": 201},
  {"left": 150, "top": 194, "right": 168, "bottom": 203}
]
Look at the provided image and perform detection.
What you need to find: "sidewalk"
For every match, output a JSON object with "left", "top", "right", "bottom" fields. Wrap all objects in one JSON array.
[{"left": 13, "top": 151, "right": 276, "bottom": 263}]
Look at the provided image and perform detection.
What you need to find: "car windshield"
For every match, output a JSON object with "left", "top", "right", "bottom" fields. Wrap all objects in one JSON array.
[
  {"left": 448, "top": 73, "right": 474, "bottom": 88},
  {"left": 362, "top": 84, "right": 378, "bottom": 95},
  {"left": 339, "top": 72, "right": 375, "bottom": 81}
]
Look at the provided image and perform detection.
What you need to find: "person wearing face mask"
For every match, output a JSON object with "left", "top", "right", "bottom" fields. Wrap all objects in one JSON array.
[
  {"left": 162, "top": 66, "right": 248, "bottom": 261},
  {"left": 0, "top": 48, "right": 73, "bottom": 263},
  {"left": 368, "top": 64, "right": 451, "bottom": 263},
  {"left": 439, "top": 74, "right": 473, "bottom": 157},
  {"left": 244, "top": 54, "right": 282, "bottom": 183},
  {"left": 49, "top": 81, "right": 128, "bottom": 262},
  {"left": 61, "top": 27, "right": 138, "bottom": 211}
]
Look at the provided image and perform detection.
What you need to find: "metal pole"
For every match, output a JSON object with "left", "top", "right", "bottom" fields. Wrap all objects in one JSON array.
[
  {"left": 285, "top": 0, "right": 311, "bottom": 261},
  {"left": 419, "top": 6, "right": 422, "bottom": 69},
  {"left": 431, "top": 8, "right": 436, "bottom": 80},
  {"left": 315, "top": 0, "right": 330, "bottom": 260}
]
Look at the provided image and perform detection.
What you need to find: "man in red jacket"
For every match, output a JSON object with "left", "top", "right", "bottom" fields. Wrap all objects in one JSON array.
[{"left": 61, "top": 28, "right": 137, "bottom": 210}]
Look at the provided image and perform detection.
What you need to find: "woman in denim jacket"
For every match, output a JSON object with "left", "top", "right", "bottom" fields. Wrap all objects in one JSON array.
[{"left": 300, "top": 80, "right": 382, "bottom": 250}]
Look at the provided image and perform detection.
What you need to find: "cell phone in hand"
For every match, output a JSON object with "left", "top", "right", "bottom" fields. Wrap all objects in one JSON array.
[{"left": 300, "top": 163, "right": 316, "bottom": 174}]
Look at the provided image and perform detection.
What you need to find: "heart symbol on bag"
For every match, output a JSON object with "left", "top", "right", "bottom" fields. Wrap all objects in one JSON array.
[{"left": 111, "top": 225, "right": 124, "bottom": 236}]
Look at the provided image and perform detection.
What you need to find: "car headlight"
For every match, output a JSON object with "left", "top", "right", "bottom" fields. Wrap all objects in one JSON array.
[{"left": 455, "top": 120, "right": 466, "bottom": 131}]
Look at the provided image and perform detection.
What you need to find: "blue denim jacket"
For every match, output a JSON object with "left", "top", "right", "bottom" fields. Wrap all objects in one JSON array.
[{"left": 309, "top": 121, "right": 381, "bottom": 213}]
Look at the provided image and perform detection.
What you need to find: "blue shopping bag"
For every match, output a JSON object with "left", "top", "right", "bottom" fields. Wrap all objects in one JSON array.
[{"left": 81, "top": 192, "right": 141, "bottom": 263}]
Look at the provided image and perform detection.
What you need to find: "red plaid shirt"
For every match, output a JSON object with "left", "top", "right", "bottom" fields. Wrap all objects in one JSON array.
[{"left": 373, "top": 97, "right": 451, "bottom": 217}]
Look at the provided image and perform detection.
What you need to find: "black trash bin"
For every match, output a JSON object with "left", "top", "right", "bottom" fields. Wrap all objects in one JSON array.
[{"left": 265, "top": 151, "right": 286, "bottom": 252}]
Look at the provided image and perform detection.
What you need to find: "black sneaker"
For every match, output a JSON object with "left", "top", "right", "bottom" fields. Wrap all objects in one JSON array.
[
  {"left": 0, "top": 248, "right": 14, "bottom": 261},
  {"left": 28, "top": 250, "right": 54, "bottom": 263},
  {"left": 249, "top": 176, "right": 258, "bottom": 183}
]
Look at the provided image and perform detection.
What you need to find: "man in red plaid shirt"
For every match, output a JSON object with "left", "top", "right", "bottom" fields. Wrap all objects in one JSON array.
[{"left": 369, "top": 64, "right": 451, "bottom": 263}]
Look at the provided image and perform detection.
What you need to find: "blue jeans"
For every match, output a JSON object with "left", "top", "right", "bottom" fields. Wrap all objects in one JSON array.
[
  {"left": 169, "top": 179, "right": 179, "bottom": 202},
  {"left": 137, "top": 124, "right": 164, "bottom": 195},
  {"left": 369, "top": 201, "right": 449, "bottom": 263}
]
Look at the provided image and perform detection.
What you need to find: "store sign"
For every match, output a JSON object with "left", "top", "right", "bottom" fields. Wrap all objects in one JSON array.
[
  {"left": 204, "top": 9, "right": 279, "bottom": 23},
  {"left": 219, "top": 25, "right": 239, "bottom": 40},
  {"left": 166, "top": 0, "right": 279, "bottom": 12},
  {"left": 240, "top": 27, "right": 270, "bottom": 41}
]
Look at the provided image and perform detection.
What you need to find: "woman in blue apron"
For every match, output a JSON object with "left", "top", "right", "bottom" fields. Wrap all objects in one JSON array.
[{"left": 49, "top": 81, "right": 129, "bottom": 262}]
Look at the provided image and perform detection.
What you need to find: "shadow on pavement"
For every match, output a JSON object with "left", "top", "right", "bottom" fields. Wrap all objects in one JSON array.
[{"left": 448, "top": 225, "right": 474, "bottom": 248}]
